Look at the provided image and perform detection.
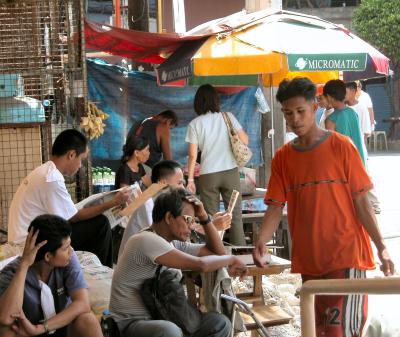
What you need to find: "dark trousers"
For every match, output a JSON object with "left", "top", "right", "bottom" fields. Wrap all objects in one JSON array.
[{"left": 70, "top": 214, "right": 113, "bottom": 267}]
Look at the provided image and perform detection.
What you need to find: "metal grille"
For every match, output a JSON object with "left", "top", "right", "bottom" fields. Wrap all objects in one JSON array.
[{"left": 0, "top": 0, "right": 87, "bottom": 235}]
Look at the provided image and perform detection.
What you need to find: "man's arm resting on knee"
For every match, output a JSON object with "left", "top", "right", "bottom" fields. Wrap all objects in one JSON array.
[
  {"left": 354, "top": 193, "right": 395, "bottom": 276},
  {"left": 41, "top": 288, "right": 92, "bottom": 332},
  {"left": 6, "top": 289, "right": 92, "bottom": 336},
  {"left": 0, "top": 261, "right": 30, "bottom": 326}
]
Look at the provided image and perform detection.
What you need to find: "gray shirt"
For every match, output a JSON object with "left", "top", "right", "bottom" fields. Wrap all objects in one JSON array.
[
  {"left": 185, "top": 112, "right": 242, "bottom": 175},
  {"left": 0, "top": 251, "right": 87, "bottom": 326},
  {"left": 109, "top": 231, "right": 203, "bottom": 323}
]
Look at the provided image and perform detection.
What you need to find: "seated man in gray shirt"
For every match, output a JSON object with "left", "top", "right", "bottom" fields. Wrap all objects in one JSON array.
[
  {"left": 118, "top": 160, "right": 232, "bottom": 258},
  {"left": 110, "top": 188, "right": 247, "bottom": 337},
  {"left": 0, "top": 214, "right": 102, "bottom": 337}
]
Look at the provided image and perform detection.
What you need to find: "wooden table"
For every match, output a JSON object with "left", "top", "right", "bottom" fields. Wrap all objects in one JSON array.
[
  {"left": 234, "top": 254, "right": 292, "bottom": 336},
  {"left": 242, "top": 211, "right": 291, "bottom": 259},
  {"left": 235, "top": 254, "right": 291, "bottom": 298},
  {"left": 382, "top": 117, "right": 400, "bottom": 140}
]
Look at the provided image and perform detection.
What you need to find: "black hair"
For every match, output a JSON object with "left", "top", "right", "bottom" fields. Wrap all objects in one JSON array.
[
  {"left": 345, "top": 81, "right": 358, "bottom": 91},
  {"left": 157, "top": 110, "right": 178, "bottom": 127},
  {"left": 51, "top": 129, "right": 87, "bottom": 157},
  {"left": 276, "top": 77, "right": 316, "bottom": 103},
  {"left": 323, "top": 79, "right": 346, "bottom": 102},
  {"left": 121, "top": 135, "right": 149, "bottom": 163},
  {"left": 194, "top": 84, "right": 220, "bottom": 115},
  {"left": 151, "top": 160, "right": 182, "bottom": 183},
  {"left": 152, "top": 187, "right": 192, "bottom": 223},
  {"left": 28, "top": 214, "right": 72, "bottom": 263}
]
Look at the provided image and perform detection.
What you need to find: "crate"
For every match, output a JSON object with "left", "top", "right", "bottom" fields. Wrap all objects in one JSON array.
[
  {"left": 0, "top": 96, "right": 45, "bottom": 124},
  {"left": 0, "top": 74, "right": 24, "bottom": 98}
]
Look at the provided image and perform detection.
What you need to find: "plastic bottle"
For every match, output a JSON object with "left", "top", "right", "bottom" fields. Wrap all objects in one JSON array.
[
  {"left": 111, "top": 172, "right": 116, "bottom": 190},
  {"left": 102, "top": 169, "right": 109, "bottom": 192},
  {"left": 100, "top": 309, "right": 111, "bottom": 337},
  {"left": 98, "top": 168, "right": 105, "bottom": 193},
  {"left": 104, "top": 168, "right": 112, "bottom": 192},
  {"left": 92, "top": 168, "right": 99, "bottom": 194}
]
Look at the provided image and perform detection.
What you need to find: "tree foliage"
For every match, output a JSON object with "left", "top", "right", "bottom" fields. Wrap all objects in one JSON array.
[{"left": 353, "top": 0, "right": 400, "bottom": 67}]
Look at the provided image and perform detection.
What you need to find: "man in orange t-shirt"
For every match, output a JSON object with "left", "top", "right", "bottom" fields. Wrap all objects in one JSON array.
[{"left": 253, "top": 77, "right": 394, "bottom": 337}]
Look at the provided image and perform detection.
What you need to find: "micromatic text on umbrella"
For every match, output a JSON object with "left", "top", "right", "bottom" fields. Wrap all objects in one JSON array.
[{"left": 289, "top": 54, "right": 367, "bottom": 72}]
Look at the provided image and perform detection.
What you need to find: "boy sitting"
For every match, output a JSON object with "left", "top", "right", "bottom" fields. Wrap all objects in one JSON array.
[{"left": 0, "top": 214, "right": 102, "bottom": 337}]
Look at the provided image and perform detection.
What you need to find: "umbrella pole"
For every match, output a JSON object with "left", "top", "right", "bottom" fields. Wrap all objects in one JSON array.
[{"left": 269, "top": 74, "right": 275, "bottom": 157}]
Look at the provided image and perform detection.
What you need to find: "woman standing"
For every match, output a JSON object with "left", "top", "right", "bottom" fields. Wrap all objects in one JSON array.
[
  {"left": 115, "top": 135, "right": 152, "bottom": 189},
  {"left": 185, "top": 84, "right": 249, "bottom": 245}
]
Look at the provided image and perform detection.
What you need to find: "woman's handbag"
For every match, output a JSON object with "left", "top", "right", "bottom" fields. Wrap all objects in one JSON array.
[
  {"left": 222, "top": 112, "right": 252, "bottom": 167},
  {"left": 141, "top": 265, "right": 202, "bottom": 335}
]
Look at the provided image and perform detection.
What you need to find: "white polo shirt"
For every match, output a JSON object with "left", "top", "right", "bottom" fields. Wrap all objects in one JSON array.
[{"left": 8, "top": 161, "right": 77, "bottom": 243}]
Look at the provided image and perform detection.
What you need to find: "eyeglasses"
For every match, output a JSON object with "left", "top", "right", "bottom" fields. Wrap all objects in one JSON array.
[{"left": 181, "top": 215, "right": 195, "bottom": 226}]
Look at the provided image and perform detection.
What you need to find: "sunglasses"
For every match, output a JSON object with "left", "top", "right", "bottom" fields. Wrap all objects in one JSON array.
[{"left": 181, "top": 215, "right": 195, "bottom": 226}]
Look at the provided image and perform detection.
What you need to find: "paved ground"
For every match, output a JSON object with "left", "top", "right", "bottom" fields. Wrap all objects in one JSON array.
[
  {"left": 363, "top": 152, "right": 400, "bottom": 337},
  {"left": 368, "top": 152, "right": 400, "bottom": 265}
]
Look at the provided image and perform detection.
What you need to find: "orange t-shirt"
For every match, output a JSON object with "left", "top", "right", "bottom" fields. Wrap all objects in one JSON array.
[{"left": 265, "top": 132, "right": 375, "bottom": 275}]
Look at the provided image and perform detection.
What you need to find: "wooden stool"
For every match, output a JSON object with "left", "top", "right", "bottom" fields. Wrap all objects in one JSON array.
[
  {"left": 222, "top": 294, "right": 292, "bottom": 337},
  {"left": 185, "top": 254, "right": 292, "bottom": 336}
]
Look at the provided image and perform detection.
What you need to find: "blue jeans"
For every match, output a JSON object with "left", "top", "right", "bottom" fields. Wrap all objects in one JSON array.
[{"left": 121, "top": 312, "right": 231, "bottom": 337}]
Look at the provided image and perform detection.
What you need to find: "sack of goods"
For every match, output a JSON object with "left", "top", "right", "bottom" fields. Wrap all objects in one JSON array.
[
  {"left": 141, "top": 266, "right": 202, "bottom": 335},
  {"left": 222, "top": 112, "right": 252, "bottom": 167}
]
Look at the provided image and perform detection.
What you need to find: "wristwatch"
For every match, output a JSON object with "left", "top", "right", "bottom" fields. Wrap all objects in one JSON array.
[
  {"left": 43, "top": 319, "right": 49, "bottom": 334},
  {"left": 198, "top": 214, "right": 212, "bottom": 226}
]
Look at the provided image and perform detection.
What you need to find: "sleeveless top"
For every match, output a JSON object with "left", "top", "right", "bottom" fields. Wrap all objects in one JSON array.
[{"left": 136, "top": 119, "right": 162, "bottom": 168}]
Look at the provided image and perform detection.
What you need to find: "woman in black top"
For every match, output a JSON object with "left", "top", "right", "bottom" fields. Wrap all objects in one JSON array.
[{"left": 115, "top": 136, "right": 151, "bottom": 189}]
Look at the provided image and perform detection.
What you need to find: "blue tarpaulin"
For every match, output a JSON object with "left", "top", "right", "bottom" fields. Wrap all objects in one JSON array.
[{"left": 87, "top": 59, "right": 262, "bottom": 169}]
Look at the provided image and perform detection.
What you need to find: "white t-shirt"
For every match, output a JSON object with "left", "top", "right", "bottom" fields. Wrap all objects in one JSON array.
[
  {"left": 117, "top": 199, "right": 154, "bottom": 258},
  {"left": 185, "top": 112, "right": 242, "bottom": 175},
  {"left": 110, "top": 230, "right": 203, "bottom": 323},
  {"left": 358, "top": 90, "right": 373, "bottom": 109},
  {"left": 349, "top": 102, "right": 372, "bottom": 136},
  {"left": 8, "top": 161, "right": 77, "bottom": 243}
]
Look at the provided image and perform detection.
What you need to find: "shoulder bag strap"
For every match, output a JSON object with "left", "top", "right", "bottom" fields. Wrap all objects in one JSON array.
[
  {"left": 222, "top": 112, "right": 235, "bottom": 136},
  {"left": 155, "top": 264, "right": 163, "bottom": 280}
]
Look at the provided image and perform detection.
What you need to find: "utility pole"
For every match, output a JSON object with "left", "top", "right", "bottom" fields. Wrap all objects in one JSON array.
[{"left": 128, "top": 0, "right": 152, "bottom": 70}]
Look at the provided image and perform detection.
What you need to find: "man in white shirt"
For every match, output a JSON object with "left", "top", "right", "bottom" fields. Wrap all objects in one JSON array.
[
  {"left": 8, "top": 129, "right": 130, "bottom": 267},
  {"left": 346, "top": 82, "right": 381, "bottom": 214},
  {"left": 345, "top": 81, "right": 372, "bottom": 146},
  {"left": 356, "top": 80, "right": 375, "bottom": 131}
]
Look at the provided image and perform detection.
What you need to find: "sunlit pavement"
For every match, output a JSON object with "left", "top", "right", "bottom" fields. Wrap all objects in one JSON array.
[
  {"left": 368, "top": 152, "right": 400, "bottom": 265},
  {"left": 365, "top": 153, "right": 400, "bottom": 337}
]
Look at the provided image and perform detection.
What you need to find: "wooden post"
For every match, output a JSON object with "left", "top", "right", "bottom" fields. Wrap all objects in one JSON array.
[
  {"left": 114, "top": 0, "right": 121, "bottom": 28},
  {"left": 300, "top": 277, "right": 400, "bottom": 337}
]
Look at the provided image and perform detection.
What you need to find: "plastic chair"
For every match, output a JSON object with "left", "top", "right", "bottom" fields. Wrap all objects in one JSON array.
[{"left": 369, "top": 131, "right": 388, "bottom": 152}]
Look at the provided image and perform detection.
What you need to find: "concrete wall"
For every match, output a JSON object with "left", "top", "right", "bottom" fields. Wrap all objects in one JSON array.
[
  {"left": 162, "top": 0, "right": 246, "bottom": 32},
  {"left": 289, "top": 6, "right": 357, "bottom": 31}
]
